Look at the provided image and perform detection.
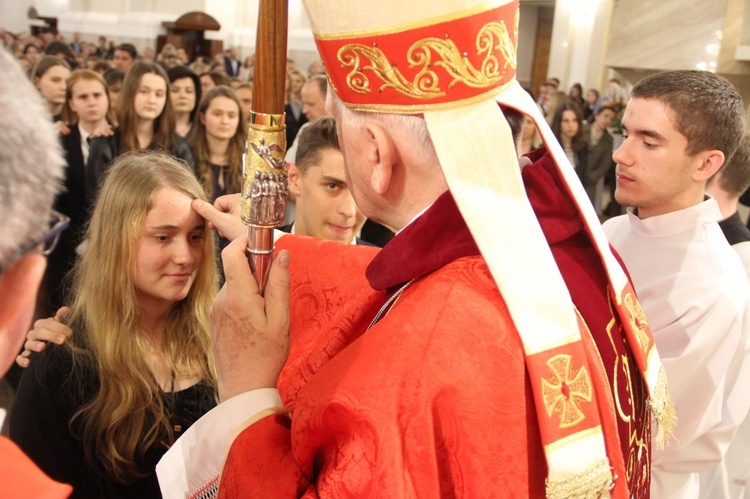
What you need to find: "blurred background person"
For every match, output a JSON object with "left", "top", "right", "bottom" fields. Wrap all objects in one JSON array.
[
  {"left": 31, "top": 56, "right": 71, "bottom": 120},
  {"left": 87, "top": 61, "right": 194, "bottom": 201},
  {"left": 551, "top": 101, "right": 587, "bottom": 184},
  {"left": 103, "top": 68, "right": 124, "bottom": 113},
  {"left": 23, "top": 42, "right": 41, "bottom": 66},
  {"left": 307, "top": 59, "right": 325, "bottom": 76},
  {"left": 238, "top": 54, "right": 254, "bottom": 82},
  {"left": 199, "top": 70, "right": 230, "bottom": 94},
  {"left": 235, "top": 82, "right": 252, "bottom": 127},
  {"left": 583, "top": 106, "right": 616, "bottom": 215},
  {"left": 112, "top": 43, "right": 137, "bottom": 72},
  {"left": 519, "top": 115, "right": 542, "bottom": 156},
  {"left": 189, "top": 86, "right": 244, "bottom": 203},
  {"left": 568, "top": 82, "right": 585, "bottom": 111},
  {"left": 41, "top": 69, "right": 117, "bottom": 317},
  {"left": 583, "top": 88, "right": 600, "bottom": 123},
  {"left": 167, "top": 66, "right": 201, "bottom": 138},
  {"left": 285, "top": 69, "right": 308, "bottom": 148},
  {"left": 544, "top": 89, "right": 567, "bottom": 126}
]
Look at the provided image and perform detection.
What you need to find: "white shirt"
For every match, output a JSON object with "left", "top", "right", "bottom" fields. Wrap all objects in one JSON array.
[
  {"left": 156, "top": 389, "right": 283, "bottom": 498},
  {"left": 78, "top": 123, "right": 92, "bottom": 165},
  {"left": 604, "top": 199, "right": 750, "bottom": 498},
  {"left": 699, "top": 238, "right": 750, "bottom": 499}
]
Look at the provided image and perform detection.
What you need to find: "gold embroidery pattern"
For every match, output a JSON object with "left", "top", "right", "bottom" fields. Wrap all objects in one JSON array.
[
  {"left": 624, "top": 293, "right": 650, "bottom": 354},
  {"left": 606, "top": 291, "right": 651, "bottom": 496},
  {"left": 545, "top": 458, "right": 613, "bottom": 499},
  {"left": 337, "top": 19, "right": 517, "bottom": 100},
  {"left": 542, "top": 354, "right": 592, "bottom": 428}
]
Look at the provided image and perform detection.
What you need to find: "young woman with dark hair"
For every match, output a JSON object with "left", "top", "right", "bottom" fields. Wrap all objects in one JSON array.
[
  {"left": 86, "top": 61, "right": 195, "bottom": 205},
  {"left": 551, "top": 101, "right": 588, "bottom": 184},
  {"left": 167, "top": 66, "right": 202, "bottom": 139}
]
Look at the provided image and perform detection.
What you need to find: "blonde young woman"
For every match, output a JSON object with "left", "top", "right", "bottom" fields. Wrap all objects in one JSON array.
[{"left": 11, "top": 153, "right": 217, "bottom": 498}]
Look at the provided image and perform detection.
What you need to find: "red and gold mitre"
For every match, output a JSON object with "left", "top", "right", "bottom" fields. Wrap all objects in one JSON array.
[
  {"left": 313, "top": 1, "right": 518, "bottom": 113},
  {"left": 302, "top": 1, "right": 673, "bottom": 497}
]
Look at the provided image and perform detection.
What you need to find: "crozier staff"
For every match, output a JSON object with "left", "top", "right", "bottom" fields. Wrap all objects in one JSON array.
[{"left": 240, "top": 0, "right": 290, "bottom": 293}]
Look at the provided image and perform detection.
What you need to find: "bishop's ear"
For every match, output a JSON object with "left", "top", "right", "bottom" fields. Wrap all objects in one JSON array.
[{"left": 366, "top": 121, "right": 397, "bottom": 195}]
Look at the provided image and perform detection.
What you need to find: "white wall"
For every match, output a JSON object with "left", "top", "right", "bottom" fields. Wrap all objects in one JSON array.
[
  {"left": 3, "top": 0, "right": 550, "bottom": 82},
  {"left": 517, "top": 4, "right": 539, "bottom": 88},
  {"left": 548, "top": 0, "right": 614, "bottom": 92}
]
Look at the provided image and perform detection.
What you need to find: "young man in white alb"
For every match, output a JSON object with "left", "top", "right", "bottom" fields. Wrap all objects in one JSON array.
[{"left": 603, "top": 70, "right": 750, "bottom": 498}]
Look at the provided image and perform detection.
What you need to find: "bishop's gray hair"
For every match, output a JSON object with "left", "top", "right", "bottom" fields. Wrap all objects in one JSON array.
[
  {"left": 0, "top": 48, "right": 65, "bottom": 269},
  {"left": 328, "top": 91, "right": 439, "bottom": 167}
]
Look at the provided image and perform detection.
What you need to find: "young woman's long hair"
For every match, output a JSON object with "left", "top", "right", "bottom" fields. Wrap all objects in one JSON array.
[
  {"left": 117, "top": 61, "right": 176, "bottom": 154},
  {"left": 189, "top": 86, "right": 245, "bottom": 199},
  {"left": 66, "top": 152, "right": 217, "bottom": 482},
  {"left": 60, "top": 69, "right": 116, "bottom": 126},
  {"left": 551, "top": 101, "right": 585, "bottom": 151},
  {"left": 30, "top": 54, "right": 70, "bottom": 81}
]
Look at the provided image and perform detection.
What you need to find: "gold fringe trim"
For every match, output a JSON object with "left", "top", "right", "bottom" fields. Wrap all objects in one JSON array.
[
  {"left": 650, "top": 366, "right": 677, "bottom": 450},
  {"left": 545, "top": 459, "right": 613, "bottom": 499}
]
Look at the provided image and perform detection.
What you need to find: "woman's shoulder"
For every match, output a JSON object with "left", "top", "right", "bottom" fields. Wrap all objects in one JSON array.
[
  {"left": 17, "top": 343, "right": 90, "bottom": 411},
  {"left": 28, "top": 343, "right": 74, "bottom": 379}
]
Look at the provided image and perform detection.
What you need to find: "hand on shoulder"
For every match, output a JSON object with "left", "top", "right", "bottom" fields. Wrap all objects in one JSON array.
[{"left": 16, "top": 307, "right": 73, "bottom": 368}]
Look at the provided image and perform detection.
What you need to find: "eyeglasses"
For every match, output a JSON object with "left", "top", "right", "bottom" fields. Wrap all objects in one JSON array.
[{"left": 0, "top": 210, "right": 70, "bottom": 274}]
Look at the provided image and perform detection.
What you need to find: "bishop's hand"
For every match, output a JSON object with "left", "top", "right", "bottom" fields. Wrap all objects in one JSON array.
[{"left": 211, "top": 235, "right": 291, "bottom": 402}]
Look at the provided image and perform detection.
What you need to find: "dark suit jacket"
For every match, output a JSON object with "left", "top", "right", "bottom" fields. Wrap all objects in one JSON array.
[
  {"left": 86, "top": 129, "right": 196, "bottom": 207},
  {"left": 224, "top": 57, "right": 240, "bottom": 77},
  {"left": 45, "top": 126, "right": 89, "bottom": 311},
  {"left": 278, "top": 224, "right": 375, "bottom": 246},
  {"left": 284, "top": 102, "right": 308, "bottom": 148}
]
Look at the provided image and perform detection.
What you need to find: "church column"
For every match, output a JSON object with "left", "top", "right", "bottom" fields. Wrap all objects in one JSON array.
[{"left": 546, "top": 0, "right": 614, "bottom": 93}]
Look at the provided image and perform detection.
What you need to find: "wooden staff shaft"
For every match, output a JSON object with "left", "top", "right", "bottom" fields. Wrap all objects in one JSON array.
[
  {"left": 253, "top": 0, "right": 288, "bottom": 115},
  {"left": 243, "top": 0, "right": 288, "bottom": 294}
]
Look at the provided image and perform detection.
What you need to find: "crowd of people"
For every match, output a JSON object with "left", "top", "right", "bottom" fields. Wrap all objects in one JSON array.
[
  {"left": 1, "top": 0, "right": 750, "bottom": 496},
  {"left": 0, "top": 26, "right": 379, "bottom": 498},
  {"left": 527, "top": 76, "right": 629, "bottom": 217}
]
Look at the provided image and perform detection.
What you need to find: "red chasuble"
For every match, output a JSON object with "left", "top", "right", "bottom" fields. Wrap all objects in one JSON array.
[
  {"left": 0, "top": 436, "right": 72, "bottom": 498},
  {"left": 218, "top": 148, "right": 649, "bottom": 498}
]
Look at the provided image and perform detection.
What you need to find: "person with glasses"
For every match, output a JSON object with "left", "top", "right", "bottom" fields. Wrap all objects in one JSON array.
[
  {"left": 10, "top": 152, "right": 218, "bottom": 498},
  {"left": 0, "top": 48, "right": 71, "bottom": 497}
]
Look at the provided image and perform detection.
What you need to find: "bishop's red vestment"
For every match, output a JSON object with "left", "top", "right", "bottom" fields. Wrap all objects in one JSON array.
[{"left": 216, "top": 149, "right": 651, "bottom": 497}]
